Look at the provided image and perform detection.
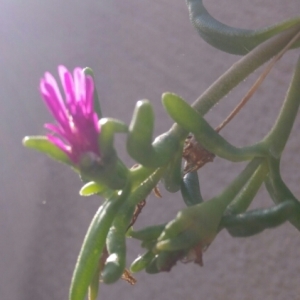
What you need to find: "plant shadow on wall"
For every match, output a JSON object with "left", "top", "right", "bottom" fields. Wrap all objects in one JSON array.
[{"left": 23, "top": 1, "right": 300, "bottom": 300}]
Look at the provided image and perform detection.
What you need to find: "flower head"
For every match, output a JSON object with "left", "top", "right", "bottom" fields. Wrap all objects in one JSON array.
[{"left": 40, "top": 65, "right": 100, "bottom": 164}]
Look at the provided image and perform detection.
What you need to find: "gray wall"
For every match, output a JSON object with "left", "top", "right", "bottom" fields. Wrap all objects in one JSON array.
[{"left": 1, "top": 0, "right": 300, "bottom": 299}]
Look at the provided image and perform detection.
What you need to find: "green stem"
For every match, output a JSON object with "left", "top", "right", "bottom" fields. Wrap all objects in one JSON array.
[
  {"left": 266, "top": 157, "right": 295, "bottom": 201},
  {"left": 186, "top": 0, "right": 300, "bottom": 55},
  {"left": 170, "top": 24, "right": 300, "bottom": 139},
  {"left": 265, "top": 156, "right": 300, "bottom": 230},
  {"left": 129, "top": 164, "right": 156, "bottom": 191},
  {"left": 263, "top": 55, "right": 300, "bottom": 158},
  {"left": 163, "top": 92, "right": 267, "bottom": 161},
  {"left": 194, "top": 25, "right": 300, "bottom": 115},
  {"left": 225, "top": 161, "right": 268, "bottom": 215},
  {"left": 69, "top": 184, "right": 131, "bottom": 300},
  {"left": 128, "top": 167, "right": 167, "bottom": 206},
  {"left": 216, "top": 158, "right": 263, "bottom": 210},
  {"left": 155, "top": 158, "right": 263, "bottom": 252}
]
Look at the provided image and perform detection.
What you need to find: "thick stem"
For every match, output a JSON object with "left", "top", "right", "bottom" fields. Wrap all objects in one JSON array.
[
  {"left": 263, "top": 55, "right": 300, "bottom": 158},
  {"left": 215, "top": 158, "right": 263, "bottom": 210},
  {"left": 69, "top": 184, "right": 131, "bottom": 300},
  {"left": 265, "top": 157, "right": 300, "bottom": 230},
  {"left": 225, "top": 161, "right": 269, "bottom": 215},
  {"left": 193, "top": 25, "right": 300, "bottom": 115},
  {"left": 170, "top": 25, "right": 300, "bottom": 139}
]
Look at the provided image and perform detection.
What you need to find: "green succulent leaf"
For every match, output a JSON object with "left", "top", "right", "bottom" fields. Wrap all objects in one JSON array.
[
  {"left": 22, "top": 136, "right": 72, "bottom": 166},
  {"left": 186, "top": 0, "right": 300, "bottom": 55},
  {"left": 127, "top": 100, "right": 180, "bottom": 167},
  {"left": 221, "top": 201, "right": 297, "bottom": 237},
  {"left": 162, "top": 92, "right": 266, "bottom": 162},
  {"left": 79, "top": 181, "right": 113, "bottom": 198},
  {"left": 130, "top": 251, "right": 155, "bottom": 273},
  {"left": 69, "top": 185, "right": 130, "bottom": 300},
  {"left": 181, "top": 171, "right": 204, "bottom": 206}
]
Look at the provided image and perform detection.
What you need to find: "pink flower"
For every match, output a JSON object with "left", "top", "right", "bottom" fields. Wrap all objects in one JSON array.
[{"left": 40, "top": 65, "right": 101, "bottom": 164}]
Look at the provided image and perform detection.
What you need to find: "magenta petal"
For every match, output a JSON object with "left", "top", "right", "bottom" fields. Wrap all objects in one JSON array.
[
  {"left": 47, "top": 134, "right": 70, "bottom": 152},
  {"left": 40, "top": 80, "right": 69, "bottom": 125},
  {"left": 41, "top": 65, "right": 101, "bottom": 164},
  {"left": 60, "top": 66, "right": 76, "bottom": 107},
  {"left": 44, "top": 123, "right": 68, "bottom": 138},
  {"left": 58, "top": 65, "right": 69, "bottom": 98},
  {"left": 44, "top": 72, "right": 64, "bottom": 104},
  {"left": 73, "top": 68, "right": 85, "bottom": 104}
]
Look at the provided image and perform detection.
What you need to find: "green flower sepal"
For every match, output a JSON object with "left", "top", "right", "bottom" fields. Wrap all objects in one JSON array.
[{"left": 79, "top": 118, "right": 129, "bottom": 190}]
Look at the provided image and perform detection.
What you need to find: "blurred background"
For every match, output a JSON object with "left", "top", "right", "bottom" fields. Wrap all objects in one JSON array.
[{"left": 1, "top": 0, "right": 300, "bottom": 299}]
